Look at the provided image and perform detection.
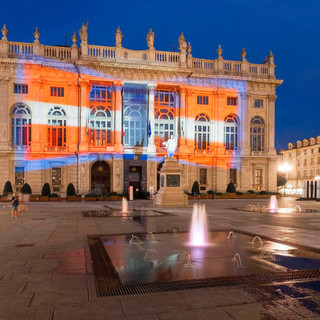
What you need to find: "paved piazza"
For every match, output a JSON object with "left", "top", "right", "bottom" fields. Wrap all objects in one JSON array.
[{"left": 1, "top": 198, "right": 320, "bottom": 320}]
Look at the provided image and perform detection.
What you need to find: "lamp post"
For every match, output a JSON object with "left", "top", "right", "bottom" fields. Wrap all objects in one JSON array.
[
  {"left": 315, "top": 175, "right": 320, "bottom": 201},
  {"left": 277, "top": 162, "right": 293, "bottom": 195}
]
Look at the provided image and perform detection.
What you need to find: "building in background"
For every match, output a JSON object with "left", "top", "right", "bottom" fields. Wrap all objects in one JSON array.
[
  {"left": 281, "top": 136, "right": 320, "bottom": 197},
  {"left": 0, "top": 24, "right": 282, "bottom": 196}
]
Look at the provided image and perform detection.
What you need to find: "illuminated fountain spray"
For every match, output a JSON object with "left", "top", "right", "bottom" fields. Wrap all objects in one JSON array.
[
  {"left": 189, "top": 203, "right": 209, "bottom": 247},
  {"left": 269, "top": 195, "right": 278, "bottom": 213},
  {"left": 122, "top": 197, "right": 129, "bottom": 213}
]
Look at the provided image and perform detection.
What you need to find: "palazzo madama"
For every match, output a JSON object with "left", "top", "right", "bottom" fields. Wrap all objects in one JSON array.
[{"left": 0, "top": 23, "right": 282, "bottom": 196}]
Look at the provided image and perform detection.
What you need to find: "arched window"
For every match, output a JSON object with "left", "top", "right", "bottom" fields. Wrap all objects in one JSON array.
[
  {"left": 124, "top": 106, "right": 146, "bottom": 147},
  {"left": 250, "top": 116, "right": 265, "bottom": 151},
  {"left": 194, "top": 113, "right": 210, "bottom": 150},
  {"left": 154, "top": 108, "right": 174, "bottom": 146},
  {"left": 224, "top": 115, "right": 238, "bottom": 150},
  {"left": 89, "top": 106, "right": 112, "bottom": 146},
  {"left": 48, "top": 106, "right": 66, "bottom": 147},
  {"left": 12, "top": 104, "right": 31, "bottom": 146}
]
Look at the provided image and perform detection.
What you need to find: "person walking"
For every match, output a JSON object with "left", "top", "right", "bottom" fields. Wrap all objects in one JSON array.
[{"left": 11, "top": 193, "right": 19, "bottom": 219}]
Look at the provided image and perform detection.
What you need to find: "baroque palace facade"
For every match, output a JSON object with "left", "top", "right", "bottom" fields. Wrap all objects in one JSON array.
[
  {"left": 0, "top": 24, "right": 282, "bottom": 196},
  {"left": 282, "top": 136, "right": 320, "bottom": 197}
]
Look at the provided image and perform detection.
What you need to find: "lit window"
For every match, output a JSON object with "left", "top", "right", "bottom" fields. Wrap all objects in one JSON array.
[
  {"left": 197, "top": 96, "right": 209, "bottom": 105},
  {"left": 89, "top": 106, "right": 112, "bottom": 146},
  {"left": 194, "top": 113, "right": 210, "bottom": 150},
  {"left": 12, "top": 104, "right": 31, "bottom": 146},
  {"left": 253, "top": 99, "right": 263, "bottom": 108},
  {"left": 230, "top": 168, "right": 237, "bottom": 184},
  {"left": 15, "top": 167, "right": 24, "bottom": 186},
  {"left": 200, "top": 168, "right": 207, "bottom": 185},
  {"left": 250, "top": 116, "right": 265, "bottom": 151},
  {"left": 52, "top": 167, "right": 61, "bottom": 186},
  {"left": 50, "top": 87, "right": 64, "bottom": 97},
  {"left": 89, "top": 85, "right": 112, "bottom": 102},
  {"left": 227, "top": 97, "right": 237, "bottom": 106},
  {"left": 154, "top": 91, "right": 175, "bottom": 147},
  {"left": 14, "top": 84, "right": 28, "bottom": 94},
  {"left": 48, "top": 107, "right": 66, "bottom": 147},
  {"left": 224, "top": 115, "right": 238, "bottom": 150}
]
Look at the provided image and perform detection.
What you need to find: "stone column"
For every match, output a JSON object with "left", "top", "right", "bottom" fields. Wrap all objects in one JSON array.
[
  {"left": 186, "top": 88, "right": 195, "bottom": 151},
  {"left": 267, "top": 94, "right": 277, "bottom": 155},
  {"left": 79, "top": 79, "right": 90, "bottom": 151},
  {"left": 114, "top": 84, "right": 123, "bottom": 152},
  {"left": 214, "top": 91, "right": 225, "bottom": 155},
  {"left": 179, "top": 87, "right": 188, "bottom": 153},
  {"left": 0, "top": 78, "right": 9, "bottom": 151},
  {"left": 239, "top": 92, "right": 250, "bottom": 156},
  {"left": 147, "top": 83, "right": 156, "bottom": 153}
]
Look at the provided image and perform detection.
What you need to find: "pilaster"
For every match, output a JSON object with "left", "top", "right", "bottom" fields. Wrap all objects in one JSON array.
[
  {"left": 239, "top": 92, "right": 250, "bottom": 156},
  {"left": 147, "top": 83, "right": 156, "bottom": 154},
  {"left": 267, "top": 94, "right": 277, "bottom": 155},
  {"left": 114, "top": 83, "right": 123, "bottom": 152}
]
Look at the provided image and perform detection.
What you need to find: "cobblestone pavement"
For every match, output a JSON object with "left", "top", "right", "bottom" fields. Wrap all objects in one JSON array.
[{"left": 1, "top": 197, "right": 320, "bottom": 319}]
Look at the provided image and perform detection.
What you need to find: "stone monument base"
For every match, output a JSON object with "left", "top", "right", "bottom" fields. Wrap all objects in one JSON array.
[{"left": 154, "top": 158, "right": 188, "bottom": 207}]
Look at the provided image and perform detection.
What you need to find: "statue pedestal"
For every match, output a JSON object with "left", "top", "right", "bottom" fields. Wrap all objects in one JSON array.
[{"left": 154, "top": 158, "right": 188, "bottom": 207}]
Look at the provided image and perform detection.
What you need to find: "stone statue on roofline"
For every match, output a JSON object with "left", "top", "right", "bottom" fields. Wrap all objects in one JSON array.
[
  {"left": 163, "top": 135, "right": 177, "bottom": 158},
  {"left": 79, "top": 20, "right": 88, "bottom": 44},
  {"left": 178, "top": 32, "right": 187, "bottom": 52},
  {"left": 115, "top": 27, "right": 123, "bottom": 47},
  {"left": 146, "top": 28, "right": 154, "bottom": 49}
]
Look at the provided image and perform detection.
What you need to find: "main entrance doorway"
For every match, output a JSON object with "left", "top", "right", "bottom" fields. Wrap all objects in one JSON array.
[
  {"left": 129, "top": 166, "right": 142, "bottom": 198},
  {"left": 91, "top": 161, "right": 111, "bottom": 195}
]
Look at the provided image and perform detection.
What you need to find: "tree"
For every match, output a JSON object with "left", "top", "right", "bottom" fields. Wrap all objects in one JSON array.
[
  {"left": 277, "top": 173, "right": 287, "bottom": 187},
  {"left": 3, "top": 181, "right": 13, "bottom": 195},
  {"left": 191, "top": 181, "right": 200, "bottom": 196},
  {"left": 226, "top": 181, "right": 236, "bottom": 193},
  {"left": 67, "top": 183, "right": 76, "bottom": 196},
  {"left": 41, "top": 183, "right": 51, "bottom": 196},
  {"left": 21, "top": 183, "right": 32, "bottom": 194}
]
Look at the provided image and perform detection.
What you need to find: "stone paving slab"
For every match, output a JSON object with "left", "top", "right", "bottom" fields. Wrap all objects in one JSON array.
[{"left": 1, "top": 198, "right": 320, "bottom": 319}]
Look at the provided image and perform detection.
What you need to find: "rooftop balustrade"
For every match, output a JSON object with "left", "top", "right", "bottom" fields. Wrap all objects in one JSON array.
[{"left": 0, "top": 24, "right": 276, "bottom": 79}]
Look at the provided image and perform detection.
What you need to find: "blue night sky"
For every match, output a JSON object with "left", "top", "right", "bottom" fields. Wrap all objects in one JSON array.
[{"left": 1, "top": 0, "right": 319, "bottom": 150}]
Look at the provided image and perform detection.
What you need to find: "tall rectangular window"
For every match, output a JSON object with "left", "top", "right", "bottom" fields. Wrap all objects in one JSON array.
[
  {"left": 254, "top": 169, "right": 262, "bottom": 190},
  {"left": 197, "top": 96, "right": 209, "bottom": 105},
  {"left": 230, "top": 168, "right": 237, "bottom": 184},
  {"left": 253, "top": 99, "right": 263, "bottom": 108},
  {"left": 50, "top": 87, "right": 64, "bottom": 97},
  {"left": 227, "top": 97, "right": 237, "bottom": 106},
  {"left": 89, "top": 85, "right": 112, "bottom": 102},
  {"left": 199, "top": 168, "right": 207, "bottom": 185},
  {"left": 52, "top": 167, "right": 61, "bottom": 186},
  {"left": 14, "top": 84, "right": 28, "bottom": 94},
  {"left": 15, "top": 167, "right": 24, "bottom": 186}
]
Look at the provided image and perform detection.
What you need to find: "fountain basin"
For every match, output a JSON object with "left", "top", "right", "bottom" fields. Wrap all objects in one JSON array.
[{"left": 100, "top": 231, "right": 320, "bottom": 285}]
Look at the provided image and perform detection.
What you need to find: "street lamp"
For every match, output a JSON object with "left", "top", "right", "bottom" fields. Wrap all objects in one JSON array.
[{"left": 277, "top": 162, "right": 293, "bottom": 195}]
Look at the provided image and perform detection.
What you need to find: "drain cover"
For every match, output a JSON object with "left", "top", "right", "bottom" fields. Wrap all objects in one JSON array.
[{"left": 16, "top": 243, "right": 35, "bottom": 248}]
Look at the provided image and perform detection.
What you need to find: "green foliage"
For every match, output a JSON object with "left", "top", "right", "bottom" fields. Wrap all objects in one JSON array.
[
  {"left": 259, "top": 190, "right": 268, "bottom": 195},
  {"left": 226, "top": 182, "right": 236, "bottom": 193},
  {"left": 21, "top": 183, "right": 32, "bottom": 194},
  {"left": 191, "top": 181, "right": 200, "bottom": 195},
  {"left": 247, "top": 190, "right": 255, "bottom": 194},
  {"left": 49, "top": 193, "right": 59, "bottom": 198},
  {"left": 3, "top": 181, "right": 13, "bottom": 195},
  {"left": 207, "top": 190, "right": 214, "bottom": 195},
  {"left": 41, "top": 183, "right": 51, "bottom": 196},
  {"left": 236, "top": 191, "right": 243, "bottom": 195},
  {"left": 67, "top": 183, "right": 76, "bottom": 196},
  {"left": 277, "top": 173, "right": 287, "bottom": 187}
]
